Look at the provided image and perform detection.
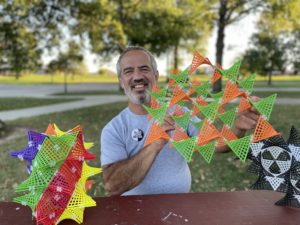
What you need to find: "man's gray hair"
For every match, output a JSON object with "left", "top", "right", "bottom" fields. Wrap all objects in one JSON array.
[{"left": 116, "top": 46, "right": 158, "bottom": 77}]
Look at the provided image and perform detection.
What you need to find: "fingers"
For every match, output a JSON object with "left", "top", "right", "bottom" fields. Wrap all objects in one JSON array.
[{"left": 161, "top": 113, "right": 175, "bottom": 132}]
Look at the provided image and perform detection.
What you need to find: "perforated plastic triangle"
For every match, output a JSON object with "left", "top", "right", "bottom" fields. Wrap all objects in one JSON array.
[
  {"left": 171, "top": 136, "right": 197, "bottom": 162},
  {"left": 217, "top": 60, "right": 241, "bottom": 82},
  {"left": 225, "top": 135, "right": 252, "bottom": 162},
  {"left": 192, "top": 80, "right": 210, "bottom": 98},
  {"left": 250, "top": 94, "right": 277, "bottom": 120},
  {"left": 238, "top": 73, "right": 256, "bottom": 95},
  {"left": 171, "top": 111, "right": 190, "bottom": 131},
  {"left": 144, "top": 121, "right": 169, "bottom": 147},
  {"left": 252, "top": 116, "right": 280, "bottom": 142},
  {"left": 195, "top": 141, "right": 216, "bottom": 163},
  {"left": 143, "top": 102, "right": 168, "bottom": 125},
  {"left": 197, "top": 119, "right": 219, "bottom": 146},
  {"left": 196, "top": 101, "right": 220, "bottom": 123},
  {"left": 218, "top": 106, "right": 237, "bottom": 127}
]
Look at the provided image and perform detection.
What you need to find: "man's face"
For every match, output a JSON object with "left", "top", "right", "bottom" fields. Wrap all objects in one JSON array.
[{"left": 119, "top": 50, "right": 158, "bottom": 105}]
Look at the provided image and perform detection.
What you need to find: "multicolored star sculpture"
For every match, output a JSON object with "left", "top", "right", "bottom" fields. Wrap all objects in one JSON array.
[
  {"left": 10, "top": 124, "right": 101, "bottom": 225},
  {"left": 143, "top": 51, "right": 279, "bottom": 163}
]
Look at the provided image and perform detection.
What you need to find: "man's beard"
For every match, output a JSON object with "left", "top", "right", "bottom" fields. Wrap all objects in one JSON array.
[{"left": 124, "top": 87, "right": 151, "bottom": 105}]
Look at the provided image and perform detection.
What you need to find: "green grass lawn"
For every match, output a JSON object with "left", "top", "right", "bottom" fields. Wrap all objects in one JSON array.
[
  {"left": 0, "top": 97, "right": 82, "bottom": 111},
  {"left": 1, "top": 102, "right": 300, "bottom": 202},
  {"left": 53, "top": 90, "right": 124, "bottom": 96},
  {"left": 253, "top": 91, "right": 300, "bottom": 98}
]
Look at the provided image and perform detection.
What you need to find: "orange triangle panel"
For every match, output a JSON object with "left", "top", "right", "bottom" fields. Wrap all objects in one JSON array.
[
  {"left": 197, "top": 119, "right": 220, "bottom": 146},
  {"left": 144, "top": 121, "right": 170, "bottom": 147},
  {"left": 221, "top": 81, "right": 242, "bottom": 105},
  {"left": 252, "top": 116, "right": 280, "bottom": 142},
  {"left": 238, "top": 97, "right": 251, "bottom": 113},
  {"left": 217, "top": 125, "right": 238, "bottom": 147}
]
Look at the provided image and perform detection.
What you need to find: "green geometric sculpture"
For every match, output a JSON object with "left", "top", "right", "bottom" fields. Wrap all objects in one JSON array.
[
  {"left": 15, "top": 166, "right": 58, "bottom": 192},
  {"left": 148, "top": 87, "right": 167, "bottom": 104},
  {"left": 250, "top": 94, "right": 277, "bottom": 120},
  {"left": 192, "top": 80, "right": 210, "bottom": 98},
  {"left": 209, "top": 91, "right": 223, "bottom": 100},
  {"left": 195, "top": 140, "right": 216, "bottom": 163},
  {"left": 170, "top": 67, "right": 189, "bottom": 85},
  {"left": 218, "top": 106, "right": 237, "bottom": 128},
  {"left": 196, "top": 101, "right": 220, "bottom": 123},
  {"left": 14, "top": 191, "right": 43, "bottom": 212},
  {"left": 217, "top": 60, "right": 241, "bottom": 82},
  {"left": 171, "top": 111, "right": 191, "bottom": 131},
  {"left": 225, "top": 135, "right": 252, "bottom": 162},
  {"left": 190, "top": 119, "right": 204, "bottom": 130},
  {"left": 239, "top": 73, "right": 256, "bottom": 95},
  {"left": 171, "top": 136, "right": 197, "bottom": 162},
  {"left": 143, "top": 102, "right": 168, "bottom": 125}
]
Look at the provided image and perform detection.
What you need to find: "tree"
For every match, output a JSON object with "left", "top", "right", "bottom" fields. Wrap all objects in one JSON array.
[
  {"left": 212, "top": 0, "right": 263, "bottom": 92},
  {"left": 258, "top": 0, "right": 300, "bottom": 75},
  {"left": 47, "top": 42, "right": 83, "bottom": 93},
  {"left": 73, "top": 0, "right": 213, "bottom": 70},
  {"left": 242, "top": 32, "right": 286, "bottom": 85},
  {"left": 0, "top": 0, "right": 41, "bottom": 79}
]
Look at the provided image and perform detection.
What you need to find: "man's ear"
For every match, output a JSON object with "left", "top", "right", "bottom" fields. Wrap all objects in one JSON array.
[
  {"left": 119, "top": 77, "right": 124, "bottom": 89},
  {"left": 155, "top": 70, "right": 159, "bottom": 81}
]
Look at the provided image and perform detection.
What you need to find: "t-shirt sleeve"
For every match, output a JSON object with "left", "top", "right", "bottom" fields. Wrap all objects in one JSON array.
[{"left": 100, "top": 123, "right": 128, "bottom": 167}]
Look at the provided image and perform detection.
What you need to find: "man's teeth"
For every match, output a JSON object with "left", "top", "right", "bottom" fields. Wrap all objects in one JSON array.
[{"left": 134, "top": 84, "right": 144, "bottom": 88}]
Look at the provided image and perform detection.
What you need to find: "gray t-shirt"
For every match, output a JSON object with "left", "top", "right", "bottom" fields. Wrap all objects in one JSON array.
[{"left": 100, "top": 107, "right": 198, "bottom": 195}]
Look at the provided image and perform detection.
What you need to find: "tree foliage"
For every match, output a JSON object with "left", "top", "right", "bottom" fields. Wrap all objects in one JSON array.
[{"left": 0, "top": 0, "right": 41, "bottom": 78}]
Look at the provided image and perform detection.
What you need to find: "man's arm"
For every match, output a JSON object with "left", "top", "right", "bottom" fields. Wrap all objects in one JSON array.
[{"left": 102, "top": 115, "right": 175, "bottom": 196}]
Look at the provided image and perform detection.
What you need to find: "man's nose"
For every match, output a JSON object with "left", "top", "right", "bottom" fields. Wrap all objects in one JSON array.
[{"left": 132, "top": 70, "right": 144, "bottom": 80}]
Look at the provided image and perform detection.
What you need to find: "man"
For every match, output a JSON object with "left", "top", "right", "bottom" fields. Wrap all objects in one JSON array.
[{"left": 100, "top": 46, "right": 259, "bottom": 196}]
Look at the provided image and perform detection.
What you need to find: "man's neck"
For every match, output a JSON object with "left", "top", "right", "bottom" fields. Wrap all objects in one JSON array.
[{"left": 128, "top": 101, "right": 149, "bottom": 115}]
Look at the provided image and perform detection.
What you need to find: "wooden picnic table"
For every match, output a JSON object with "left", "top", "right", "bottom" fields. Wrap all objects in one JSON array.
[{"left": 1, "top": 190, "right": 300, "bottom": 225}]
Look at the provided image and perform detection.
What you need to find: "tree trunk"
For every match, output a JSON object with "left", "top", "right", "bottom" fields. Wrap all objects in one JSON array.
[
  {"left": 267, "top": 72, "right": 272, "bottom": 86},
  {"left": 173, "top": 44, "right": 179, "bottom": 70},
  {"left": 64, "top": 73, "right": 68, "bottom": 94},
  {"left": 213, "top": 0, "right": 227, "bottom": 93}
]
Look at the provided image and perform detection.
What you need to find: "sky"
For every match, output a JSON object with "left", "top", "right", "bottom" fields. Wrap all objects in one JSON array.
[{"left": 84, "top": 13, "right": 259, "bottom": 75}]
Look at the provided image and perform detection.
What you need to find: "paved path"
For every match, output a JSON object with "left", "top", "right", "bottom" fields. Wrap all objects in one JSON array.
[
  {"left": 1, "top": 84, "right": 300, "bottom": 122},
  {"left": 0, "top": 95, "right": 127, "bottom": 121}
]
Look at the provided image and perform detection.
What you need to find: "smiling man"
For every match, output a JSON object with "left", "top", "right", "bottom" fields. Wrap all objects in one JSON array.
[{"left": 100, "top": 46, "right": 260, "bottom": 196}]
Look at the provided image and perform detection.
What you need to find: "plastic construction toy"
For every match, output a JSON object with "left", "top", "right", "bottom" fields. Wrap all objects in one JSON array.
[
  {"left": 143, "top": 51, "right": 279, "bottom": 164},
  {"left": 10, "top": 124, "right": 102, "bottom": 225},
  {"left": 249, "top": 126, "right": 300, "bottom": 208}
]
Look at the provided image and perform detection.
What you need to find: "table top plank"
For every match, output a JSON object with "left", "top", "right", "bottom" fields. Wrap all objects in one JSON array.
[{"left": 1, "top": 191, "right": 299, "bottom": 225}]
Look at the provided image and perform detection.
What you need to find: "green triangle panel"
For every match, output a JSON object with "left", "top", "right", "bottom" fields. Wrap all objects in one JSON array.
[
  {"left": 171, "top": 136, "right": 197, "bottom": 162},
  {"left": 14, "top": 191, "right": 43, "bottom": 212},
  {"left": 193, "top": 80, "right": 210, "bottom": 97},
  {"left": 15, "top": 167, "right": 57, "bottom": 192},
  {"left": 177, "top": 99, "right": 189, "bottom": 107},
  {"left": 225, "top": 135, "right": 251, "bottom": 162},
  {"left": 170, "top": 67, "right": 189, "bottom": 85},
  {"left": 191, "top": 120, "right": 204, "bottom": 130},
  {"left": 143, "top": 102, "right": 168, "bottom": 125},
  {"left": 148, "top": 87, "right": 167, "bottom": 103},
  {"left": 217, "top": 60, "right": 241, "bottom": 82},
  {"left": 209, "top": 91, "right": 223, "bottom": 100},
  {"left": 197, "top": 101, "right": 220, "bottom": 123},
  {"left": 195, "top": 141, "right": 216, "bottom": 164},
  {"left": 34, "top": 133, "right": 77, "bottom": 169},
  {"left": 171, "top": 111, "right": 191, "bottom": 131},
  {"left": 238, "top": 73, "right": 256, "bottom": 94},
  {"left": 251, "top": 94, "right": 277, "bottom": 120},
  {"left": 218, "top": 106, "right": 237, "bottom": 127}
]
